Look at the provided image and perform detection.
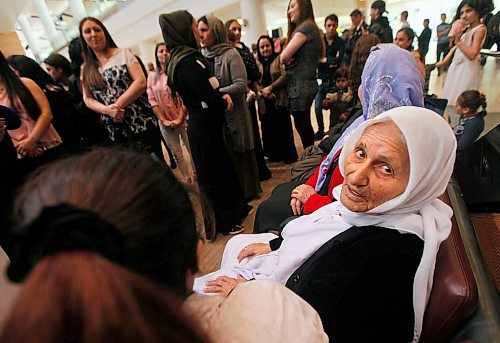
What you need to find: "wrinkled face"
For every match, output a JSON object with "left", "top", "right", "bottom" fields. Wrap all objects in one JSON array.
[
  {"left": 81, "top": 19, "right": 106, "bottom": 52},
  {"left": 460, "top": 4, "right": 479, "bottom": 26},
  {"left": 45, "top": 64, "right": 63, "bottom": 81},
  {"left": 259, "top": 38, "right": 273, "bottom": 58},
  {"left": 156, "top": 44, "right": 170, "bottom": 64},
  {"left": 228, "top": 21, "right": 242, "bottom": 43},
  {"left": 340, "top": 121, "right": 410, "bottom": 212},
  {"left": 336, "top": 77, "right": 349, "bottom": 90},
  {"left": 394, "top": 31, "right": 412, "bottom": 50},
  {"left": 288, "top": 0, "right": 300, "bottom": 24},
  {"left": 324, "top": 19, "right": 338, "bottom": 37},
  {"left": 198, "top": 20, "right": 214, "bottom": 48},
  {"left": 192, "top": 19, "right": 201, "bottom": 48}
]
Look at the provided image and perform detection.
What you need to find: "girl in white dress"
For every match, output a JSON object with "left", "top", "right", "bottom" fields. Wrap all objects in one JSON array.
[{"left": 438, "top": 0, "right": 493, "bottom": 125}]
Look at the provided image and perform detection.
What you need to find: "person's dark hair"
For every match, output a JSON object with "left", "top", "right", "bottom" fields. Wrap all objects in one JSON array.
[
  {"left": 348, "top": 34, "right": 380, "bottom": 92},
  {"left": 13, "top": 148, "right": 199, "bottom": 297},
  {"left": 198, "top": 15, "right": 208, "bottom": 26},
  {"left": 334, "top": 66, "right": 349, "bottom": 80},
  {"left": 68, "top": 37, "right": 84, "bottom": 76},
  {"left": 286, "top": 0, "right": 315, "bottom": 40},
  {"left": 457, "top": 0, "right": 495, "bottom": 18},
  {"left": 286, "top": 0, "right": 325, "bottom": 58},
  {"left": 256, "top": 35, "right": 278, "bottom": 64},
  {"left": 441, "top": 13, "right": 447, "bottom": 17},
  {"left": 79, "top": 17, "right": 118, "bottom": 91},
  {"left": 44, "top": 54, "right": 72, "bottom": 78},
  {"left": 7, "top": 55, "right": 60, "bottom": 91},
  {"left": 154, "top": 42, "right": 166, "bottom": 81},
  {"left": 457, "top": 90, "right": 488, "bottom": 117},
  {"left": 0, "top": 251, "right": 207, "bottom": 342},
  {"left": 401, "top": 10, "right": 409, "bottom": 19},
  {"left": 350, "top": 9, "right": 362, "bottom": 17},
  {"left": 0, "top": 51, "right": 41, "bottom": 120},
  {"left": 325, "top": 14, "right": 339, "bottom": 25},
  {"left": 398, "top": 27, "right": 415, "bottom": 44},
  {"left": 225, "top": 19, "right": 240, "bottom": 32}
]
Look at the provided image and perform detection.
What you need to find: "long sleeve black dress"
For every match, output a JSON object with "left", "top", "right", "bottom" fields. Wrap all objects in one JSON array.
[{"left": 174, "top": 54, "right": 248, "bottom": 235}]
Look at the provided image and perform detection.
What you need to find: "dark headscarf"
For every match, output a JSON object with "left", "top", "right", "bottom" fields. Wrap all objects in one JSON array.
[
  {"left": 159, "top": 10, "right": 199, "bottom": 88},
  {"left": 200, "top": 15, "right": 232, "bottom": 59},
  {"left": 256, "top": 35, "right": 278, "bottom": 87}
]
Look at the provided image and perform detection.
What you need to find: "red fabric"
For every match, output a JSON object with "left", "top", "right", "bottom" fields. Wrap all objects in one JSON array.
[{"left": 303, "top": 150, "right": 344, "bottom": 215}]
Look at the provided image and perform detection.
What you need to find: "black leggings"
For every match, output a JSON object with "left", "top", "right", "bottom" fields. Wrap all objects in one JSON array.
[{"left": 291, "top": 109, "right": 315, "bottom": 149}]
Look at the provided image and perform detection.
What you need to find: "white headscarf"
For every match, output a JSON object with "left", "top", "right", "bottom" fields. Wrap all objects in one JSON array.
[{"left": 333, "top": 106, "right": 457, "bottom": 342}]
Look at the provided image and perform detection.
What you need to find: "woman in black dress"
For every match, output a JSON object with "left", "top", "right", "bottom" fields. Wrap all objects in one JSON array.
[{"left": 159, "top": 10, "right": 249, "bottom": 236}]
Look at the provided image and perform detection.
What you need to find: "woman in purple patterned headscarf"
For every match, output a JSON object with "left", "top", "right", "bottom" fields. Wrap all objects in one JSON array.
[{"left": 254, "top": 44, "right": 424, "bottom": 233}]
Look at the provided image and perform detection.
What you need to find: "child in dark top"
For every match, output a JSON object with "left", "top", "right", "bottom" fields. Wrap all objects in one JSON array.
[
  {"left": 323, "top": 67, "right": 353, "bottom": 130},
  {"left": 453, "top": 90, "right": 487, "bottom": 154}
]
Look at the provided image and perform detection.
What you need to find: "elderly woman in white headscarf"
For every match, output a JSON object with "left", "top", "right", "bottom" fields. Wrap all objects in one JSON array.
[{"left": 194, "top": 106, "right": 456, "bottom": 342}]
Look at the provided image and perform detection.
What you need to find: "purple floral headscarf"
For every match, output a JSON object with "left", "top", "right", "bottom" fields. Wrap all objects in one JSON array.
[{"left": 315, "top": 44, "right": 424, "bottom": 192}]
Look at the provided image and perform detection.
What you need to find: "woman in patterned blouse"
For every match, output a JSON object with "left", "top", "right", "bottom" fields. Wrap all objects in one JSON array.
[{"left": 79, "top": 17, "right": 162, "bottom": 158}]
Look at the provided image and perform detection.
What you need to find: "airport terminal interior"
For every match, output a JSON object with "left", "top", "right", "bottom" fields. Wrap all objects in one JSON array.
[{"left": 0, "top": 0, "right": 500, "bottom": 342}]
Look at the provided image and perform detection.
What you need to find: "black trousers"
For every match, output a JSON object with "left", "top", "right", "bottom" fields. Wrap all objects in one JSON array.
[
  {"left": 436, "top": 43, "right": 450, "bottom": 62},
  {"left": 291, "top": 109, "right": 315, "bottom": 149}
]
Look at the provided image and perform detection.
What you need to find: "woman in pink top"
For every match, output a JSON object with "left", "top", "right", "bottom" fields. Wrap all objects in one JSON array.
[
  {"left": 147, "top": 43, "right": 192, "bottom": 183},
  {"left": 0, "top": 50, "right": 62, "bottom": 172}
]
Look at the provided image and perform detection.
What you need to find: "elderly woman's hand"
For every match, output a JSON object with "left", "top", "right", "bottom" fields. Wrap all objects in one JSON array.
[
  {"left": 290, "top": 197, "right": 303, "bottom": 215},
  {"left": 204, "top": 275, "right": 246, "bottom": 297},
  {"left": 291, "top": 184, "right": 316, "bottom": 205},
  {"left": 237, "top": 243, "right": 272, "bottom": 262}
]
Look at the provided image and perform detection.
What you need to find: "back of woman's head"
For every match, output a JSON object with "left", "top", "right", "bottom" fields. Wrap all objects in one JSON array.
[
  {"left": 44, "top": 53, "right": 72, "bottom": 77},
  {"left": 1, "top": 251, "right": 207, "bottom": 343},
  {"left": 0, "top": 51, "right": 41, "bottom": 120},
  {"left": 13, "top": 148, "right": 198, "bottom": 296},
  {"left": 458, "top": 90, "right": 488, "bottom": 116},
  {"left": 6, "top": 55, "right": 57, "bottom": 90},
  {"left": 348, "top": 34, "right": 381, "bottom": 91}
]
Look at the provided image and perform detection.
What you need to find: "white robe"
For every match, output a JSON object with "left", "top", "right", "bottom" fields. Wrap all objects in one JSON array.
[{"left": 193, "top": 202, "right": 351, "bottom": 293}]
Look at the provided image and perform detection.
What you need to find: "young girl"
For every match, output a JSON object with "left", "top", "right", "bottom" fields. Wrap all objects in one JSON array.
[
  {"left": 438, "top": 0, "right": 494, "bottom": 125},
  {"left": 454, "top": 90, "right": 487, "bottom": 153}
]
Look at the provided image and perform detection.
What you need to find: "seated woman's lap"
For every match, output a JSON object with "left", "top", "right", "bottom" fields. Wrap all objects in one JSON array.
[
  {"left": 194, "top": 233, "right": 278, "bottom": 294},
  {"left": 253, "top": 180, "right": 304, "bottom": 233}
]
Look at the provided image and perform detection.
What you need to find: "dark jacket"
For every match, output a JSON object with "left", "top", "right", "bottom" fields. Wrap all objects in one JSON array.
[
  {"left": 256, "top": 55, "right": 288, "bottom": 109},
  {"left": 370, "top": 16, "right": 393, "bottom": 43},
  {"left": 286, "top": 225, "right": 424, "bottom": 342},
  {"left": 317, "top": 35, "right": 345, "bottom": 81}
]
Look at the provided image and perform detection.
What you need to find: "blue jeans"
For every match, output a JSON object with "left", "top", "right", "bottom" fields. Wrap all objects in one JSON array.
[{"left": 314, "top": 80, "right": 330, "bottom": 132}]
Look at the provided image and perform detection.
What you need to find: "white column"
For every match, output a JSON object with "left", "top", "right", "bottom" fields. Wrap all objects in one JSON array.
[
  {"left": 33, "top": 0, "right": 58, "bottom": 42},
  {"left": 67, "top": 0, "right": 87, "bottom": 23},
  {"left": 139, "top": 41, "right": 156, "bottom": 66},
  {"left": 239, "top": 0, "right": 267, "bottom": 46},
  {"left": 18, "top": 14, "right": 41, "bottom": 56}
]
